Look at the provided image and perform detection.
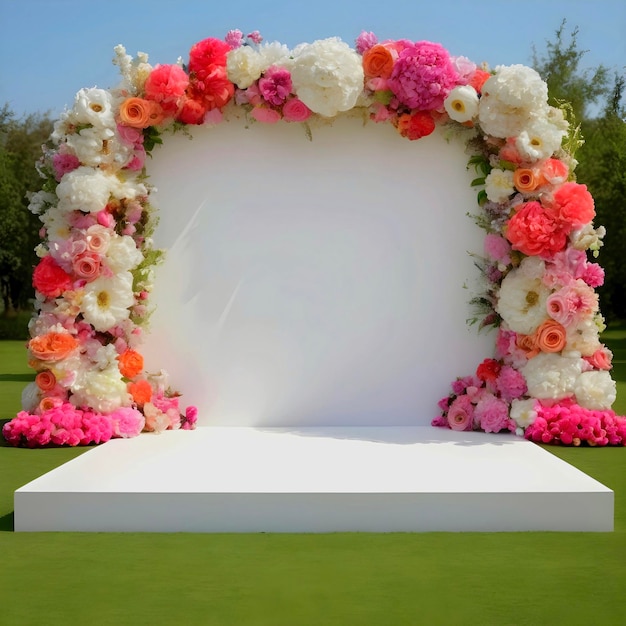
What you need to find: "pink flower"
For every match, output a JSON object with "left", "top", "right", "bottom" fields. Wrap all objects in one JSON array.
[
  {"left": 33, "top": 255, "right": 73, "bottom": 298},
  {"left": 116, "top": 123, "right": 144, "bottom": 147},
  {"left": 540, "top": 158, "right": 569, "bottom": 185},
  {"left": 484, "top": 233, "right": 511, "bottom": 265},
  {"left": 447, "top": 395, "right": 475, "bottom": 431},
  {"left": 584, "top": 348, "right": 612, "bottom": 371},
  {"left": 111, "top": 406, "right": 145, "bottom": 438},
  {"left": 474, "top": 394, "right": 510, "bottom": 433},
  {"left": 251, "top": 107, "right": 281, "bottom": 124},
  {"left": 181, "top": 405, "right": 198, "bottom": 430},
  {"left": 97, "top": 210, "right": 115, "bottom": 228},
  {"left": 581, "top": 263, "right": 604, "bottom": 288},
  {"left": 72, "top": 252, "right": 101, "bottom": 281},
  {"left": 52, "top": 151, "right": 80, "bottom": 181},
  {"left": 451, "top": 375, "right": 481, "bottom": 395},
  {"left": 258, "top": 66, "right": 292, "bottom": 106},
  {"left": 225, "top": 29, "right": 244, "bottom": 49},
  {"left": 505, "top": 201, "right": 567, "bottom": 258},
  {"left": 246, "top": 31, "right": 263, "bottom": 45},
  {"left": 355, "top": 31, "right": 378, "bottom": 55},
  {"left": 387, "top": 41, "right": 460, "bottom": 111},
  {"left": 543, "top": 248, "right": 588, "bottom": 288},
  {"left": 177, "top": 97, "right": 207, "bottom": 125},
  {"left": 282, "top": 98, "right": 312, "bottom": 122},
  {"left": 549, "top": 182, "right": 595, "bottom": 233},
  {"left": 495, "top": 365, "right": 527, "bottom": 402},
  {"left": 547, "top": 280, "right": 598, "bottom": 327},
  {"left": 188, "top": 37, "right": 230, "bottom": 77},
  {"left": 144, "top": 64, "right": 189, "bottom": 115},
  {"left": 80, "top": 411, "right": 114, "bottom": 445}
]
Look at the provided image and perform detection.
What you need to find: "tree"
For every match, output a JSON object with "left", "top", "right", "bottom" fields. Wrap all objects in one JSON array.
[{"left": 0, "top": 104, "right": 53, "bottom": 315}]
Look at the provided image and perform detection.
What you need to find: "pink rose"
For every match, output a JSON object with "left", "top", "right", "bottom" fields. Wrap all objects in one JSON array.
[
  {"left": 72, "top": 252, "right": 101, "bottom": 281},
  {"left": 584, "top": 348, "right": 612, "bottom": 371},
  {"left": 446, "top": 395, "right": 475, "bottom": 431},
  {"left": 282, "top": 98, "right": 312, "bottom": 122},
  {"left": 251, "top": 107, "right": 281, "bottom": 124}
]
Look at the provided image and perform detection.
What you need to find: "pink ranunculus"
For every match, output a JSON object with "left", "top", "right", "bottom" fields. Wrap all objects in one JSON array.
[
  {"left": 250, "top": 106, "right": 282, "bottom": 124},
  {"left": 387, "top": 41, "right": 460, "bottom": 111},
  {"left": 484, "top": 233, "right": 512, "bottom": 265},
  {"left": 474, "top": 394, "right": 510, "bottom": 433},
  {"left": 446, "top": 395, "right": 475, "bottom": 431},
  {"left": 549, "top": 182, "right": 595, "bottom": 233},
  {"left": 546, "top": 291, "right": 575, "bottom": 327},
  {"left": 72, "top": 252, "right": 101, "bottom": 281},
  {"left": 505, "top": 201, "right": 567, "bottom": 258},
  {"left": 282, "top": 97, "right": 312, "bottom": 123},
  {"left": 258, "top": 66, "right": 293, "bottom": 106},
  {"left": 52, "top": 151, "right": 80, "bottom": 181},
  {"left": 33, "top": 255, "right": 73, "bottom": 298},
  {"left": 144, "top": 64, "right": 189, "bottom": 115}
]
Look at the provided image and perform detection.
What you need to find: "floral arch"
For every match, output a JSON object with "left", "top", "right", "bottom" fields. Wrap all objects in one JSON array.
[{"left": 3, "top": 29, "right": 626, "bottom": 447}]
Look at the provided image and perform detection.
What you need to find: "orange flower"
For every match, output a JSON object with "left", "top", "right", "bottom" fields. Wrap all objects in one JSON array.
[
  {"left": 119, "top": 97, "right": 164, "bottom": 128},
  {"left": 39, "top": 397, "right": 58, "bottom": 412},
  {"left": 534, "top": 319, "right": 567, "bottom": 353},
  {"left": 516, "top": 333, "right": 540, "bottom": 359},
  {"left": 513, "top": 167, "right": 546, "bottom": 193},
  {"left": 118, "top": 349, "right": 144, "bottom": 379},
  {"left": 35, "top": 370, "right": 57, "bottom": 391},
  {"left": 29, "top": 332, "right": 79, "bottom": 362},
  {"left": 129, "top": 379, "right": 152, "bottom": 406},
  {"left": 362, "top": 44, "right": 395, "bottom": 78}
]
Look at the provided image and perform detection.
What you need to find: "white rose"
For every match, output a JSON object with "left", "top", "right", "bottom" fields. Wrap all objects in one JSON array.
[
  {"left": 574, "top": 371, "right": 617, "bottom": 410},
  {"left": 289, "top": 38, "right": 364, "bottom": 117}
]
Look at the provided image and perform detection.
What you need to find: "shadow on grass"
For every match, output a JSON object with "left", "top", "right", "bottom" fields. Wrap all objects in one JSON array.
[
  {"left": 0, "top": 374, "right": 35, "bottom": 382},
  {"left": 0, "top": 511, "right": 14, "bottom": 532}
]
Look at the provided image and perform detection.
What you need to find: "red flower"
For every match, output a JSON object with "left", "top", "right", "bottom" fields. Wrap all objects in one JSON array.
[
  {"left": 188, "top": 37, "right": 230, "bottom": 79},
  {"left": 189, "top": 65, "right": 234, "bottom": 111},
  {"left": 476, "top": 358, "right": 501, "bottom": 383},
  {"left": 549, "top": 182, "right": 595, "bottom": 233},
  {"left": 144, "top": 64, "right": 190, "bottom": 115},
  {"left": 396, "top": 111, "right": 435, "bottom": 141},
  {"left": 505, "top": 201, "right": 567, "bottom": 257},
  {"left": 33, "top": 256, "right": 73, "bottom": 298}
]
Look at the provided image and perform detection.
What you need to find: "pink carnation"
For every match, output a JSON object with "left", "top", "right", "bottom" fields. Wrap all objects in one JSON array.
[
  {"left": 225, "top": 29, "right": 244, "bottom": 49},
  {"left": 505, "top": 201, "right": 567, "bottom": 258},
  {"left": 387, "top": 41, "right": 460, "bottom": 111},
  {"left": 80, "top": 411, "right": 114, "bottom": 445},
  {"left": 474, "top": 394, "right": 510, "bottom": 433},
  {"left": 188, "top": 37, "right": 230, "bottom": 77},
  {"left": 258, "top": 66, "right": 292, "bottom": 106},
  {"left": 33, "top": 255, "right": 73, "bottom": 298},
  {"left": 355, "top": 31, "right": 378, "bottom": 55},
  {"left": 550, "top": 182, "right": 595, "bottom": 232},
  {"left": 447, "top": 395, "right": 475, "bottom": 431},
  {"left": 581, "top": 263, "right": 604, "bottom": 288},
  {"left": 144, "top": 64, "right": 190, "bottom": 115},
  {"left": 182, "top": 405, "right": 198, "bottom": 430}
]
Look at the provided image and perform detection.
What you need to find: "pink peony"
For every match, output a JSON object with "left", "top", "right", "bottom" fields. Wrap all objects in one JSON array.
[
  {"left": 387, "top": 41, "right": 460, "bottom": 111},
  {"left": 282, "top": 98, "right": 312, "bottom": 122},
  {"left": 258, "top": 66, "right": 293, "bottom": 106},
  {"left": 550, "top": 182, "right": 595, "bottom": 233},
  {"left": 505, "top": 201, "right": 567, "bottom": 258},
  {"left": 447, "top": 395, "right": 475, "bottom": 431},
  {"left": 144, "top": 64, "right": 189, "bottom": 115},
  {"left": 474, "top": 394, "right": 510, "bottom": 433},
  {"left": 52, "top": 151, "right": 80, "bottom": 181},
  {"left": 111, "top": 406, "right": 145, "bottom": 438},
  {"left": 495, "top": 365, "right": 527, "bottom": 402}
]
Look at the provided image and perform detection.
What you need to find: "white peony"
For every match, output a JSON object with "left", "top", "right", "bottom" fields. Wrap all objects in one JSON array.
[
  {"left": 56, "top": 166, "right": 114, "bottom": 213},
  {"left": 522, "top": 352, "right": 583, "bottom": 402},
  {"left": 65, "top": 126, "right": 133, "bottom": 169},
  {"left": 227, "top": 46, "right": 265, "bottom": 88},
  {"left": 515, "top": 116, "right": 567, "bottom": 161},
  {"left": 444, "top": 85, "right": 479, "bottom": 123},
  {"left": 509, "top": 398, "right": 538, "bottom": 428},
  {"left": 574, "top": 370, "right": 616, "bottom": 410},
  {"left": 289, "top": 38, "right": 364, "bottom": 117},
  {"left": 484, "top": 168, "right": 515, "bottom": 203},
  {"left": 71, "top": 87, "right": 118, "bottom": 129},
  {"left": 478, "top": 64, "right": 550, "bottom": 138},
  {"left": 496, "top": 257, "right": 550, "bottom": 334},
  {"left": 70, "top": 364, "right": 130, "bottom": 413},
  {"left": 105, "top": 234, "right": 144, "bottom": 272},
  {"left": 258, "top": 41, "right": 291, "bottom": 68},
  {"left": 80, "top": 271, "right": 136, "bottom": 332}
]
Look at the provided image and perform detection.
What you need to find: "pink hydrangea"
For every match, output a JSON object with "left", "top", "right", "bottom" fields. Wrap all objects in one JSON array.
[
  {"left": 387, "top": 41, "right": 460, "bottom": 111},
  {"left": 258, "top": 66, "right": 293, "bottom": 106}
]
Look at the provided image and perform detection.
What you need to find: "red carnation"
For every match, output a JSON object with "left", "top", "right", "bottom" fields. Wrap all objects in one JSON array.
[
  {"left": 396, "top": 111, "right": 436, "bottom": 141},
  {"left": 33, "top": 256, "right": 73, "bottom": 298},
  {"left": 505, "top": 201, "right": 567, "bottom": 258}
]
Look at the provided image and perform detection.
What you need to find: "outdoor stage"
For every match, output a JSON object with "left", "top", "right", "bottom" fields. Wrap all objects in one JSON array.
[{"left": 14, "top": 426, "right": 613, "bottom": 532}]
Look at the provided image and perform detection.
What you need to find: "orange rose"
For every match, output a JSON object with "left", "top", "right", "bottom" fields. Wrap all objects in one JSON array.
[
  {"left": 119, "top": 97, "right": 164, "bottom": 128},
  {"left": 362, "top": 44, "right": 395, "bottom": 78},
  {"left": 118, "top": 349, "right": 144, "bottom": 379},
  {"left": 534, "top": 319, "right": 567, "bottom": 353},
  {"left": 129, "top": 379, "right": 152, "bottom": 406},
  {"left": 39, "top": 397, "right": 58, "bottom": 412},
  {"left": 513, "top": 167, "right": 546, "bottom": 193},
  {"left": 35, "top": 370, "right": 57, "bottom": 391},
  {"left": 29, "top": 332, "right": 79, "bottom": 362},
  {"left": 516, "top": 333, "right": 540, "bottom": 359}
]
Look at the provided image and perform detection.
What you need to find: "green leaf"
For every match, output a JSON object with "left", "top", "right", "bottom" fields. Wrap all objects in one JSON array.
[{"left": 471, "top": 177, "right": 486, "bottom": 187}]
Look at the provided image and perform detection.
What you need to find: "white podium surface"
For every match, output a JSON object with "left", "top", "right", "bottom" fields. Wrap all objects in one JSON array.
[{"left": 15, "top": 427, "right": 613, "bottom": 532}]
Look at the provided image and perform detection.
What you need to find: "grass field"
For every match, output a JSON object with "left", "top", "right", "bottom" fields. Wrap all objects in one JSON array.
[{"left": 1, "top": 334, "right": 625, "bottom": 626}]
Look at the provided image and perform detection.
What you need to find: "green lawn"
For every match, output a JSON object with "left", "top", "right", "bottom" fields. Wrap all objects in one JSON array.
[{"left": 1, "top": 336, "right": 625, "bottom": 626}]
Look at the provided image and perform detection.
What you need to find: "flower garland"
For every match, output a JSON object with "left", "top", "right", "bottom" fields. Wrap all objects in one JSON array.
[{"left": 3, "top": 29, "right": 625, "bottom": 447}]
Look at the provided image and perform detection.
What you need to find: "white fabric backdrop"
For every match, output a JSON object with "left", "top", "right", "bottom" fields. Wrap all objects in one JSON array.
[{"left": 143, "top": 113, "right": 494, "bottom": 426}]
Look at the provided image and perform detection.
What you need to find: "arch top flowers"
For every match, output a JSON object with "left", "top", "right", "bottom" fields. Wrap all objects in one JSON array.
[{"left": 2, "top": 28, "right": 625, "bottom": 448}]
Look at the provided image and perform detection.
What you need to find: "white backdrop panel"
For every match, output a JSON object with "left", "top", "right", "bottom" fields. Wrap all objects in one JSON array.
[{"left": 143, "top": 114, "right": 494, "bottom": 426}]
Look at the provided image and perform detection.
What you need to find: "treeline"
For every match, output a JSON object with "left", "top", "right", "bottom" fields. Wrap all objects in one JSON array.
[{"left": 0, "top": 22, "right": 624, "bottom": 321}]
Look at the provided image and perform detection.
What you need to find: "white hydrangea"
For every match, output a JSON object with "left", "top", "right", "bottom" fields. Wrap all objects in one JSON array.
[
  {"left": 289, "top": 37, "right": 364, "bottom": 117},
  {"left": 80, "top": 271, "right": 136, "bottom": 332},
  {"left": 515, "top": 116, "right": 567, "bottom": 161},
  {"left": 105, "top": 234, "right": 144, "bottom": 273},
  {"left": 522, "top": 352, "right": 583, "bottom": 402},
  {"left": 70, "top": 364, "right": 130, "bottom": 413},
  {"left": 56, "top": 166, "right": 114, "bottom": 213},
  {"left": 444, "top": 85, "right": 479, "bottom": 123},
  {"left": 484, "top": 168, "right": 515, "bottom": 203},
  {"left": 509, "top": 398, "right": 538, "bottom": 428},
  {"left": 478, "top": 64, "right": 550, "bottom": 138},
  {"left": 227, "top": 46, "right": 265, "bottom": 88},
  {"left": 496, "top": 257, "right": 550, "bottom": 334},
  {"left": 574, "top": 371, "right": 616, "bottom": 410}
]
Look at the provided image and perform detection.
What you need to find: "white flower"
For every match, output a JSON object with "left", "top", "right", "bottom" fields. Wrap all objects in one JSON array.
[
  {"left": 444, "top": 85, "right": 479, "bottom": 123},
  {"left": 289, "top": 38, "right": 364, "bottom": 117},
  {"left": 515, "top": 116, "right": 567, "bottom": 161},
  {"left": 510, "top": 398, "right": 538, "bottom": 428},
  {"left": 110, "top": 174, "right": 148, "bottom": 203},
  {"left": 39, "top": 206, "right": 71, "bottom": 243},
  {"left": 80, "top": 271, "right": 136, "bottom": 332},
  {"left": 65, "top": 126, "right": 134, "bottom": 169},
  {"left": 484, "top": 168, "right": 515, "bottom": 203},
  {"left": 566, "top": 316, "right": 602, "bottom": 356},
  {"left": 570, "top": 224, "right": 605, "bottom": 254},
  {"left": 496, "top": 258, "right": 550, "bottom": 334},
  {"left": 574, "top": 371, "right": 616, "bottom": 410},
  {"left": 56, "top": 166, "right": 113, "bottom": 213},
  {"left": 478, "top": 64, "right": 549, "bottom": 138},
  {"left": 227, "top": 46, "right": 265, "bottom": 88},
  {"left": 105, "top": 234, "right": 143, "bottom": 273},
  {"left": 21, "top": 382, "right": 42, "bottom": 412},
  {"left": 522, "top": 352, "right": 583, "bottom": 402},
  {"left": 71, "top": 88, "right": 117, "bottom": 129},
  {"left": 258, "top": 41, "right": 291, "bottom": 68},
  {"left": 70, "top": 364, "right": 130, "bottom": 413},
  {"left": 28, "top": 190, "right": 57, "bottom": 215}
]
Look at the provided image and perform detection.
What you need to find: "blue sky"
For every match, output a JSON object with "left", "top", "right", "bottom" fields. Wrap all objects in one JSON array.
[{"left": 1, "top": 0, "right": 624, "bottom": 118}]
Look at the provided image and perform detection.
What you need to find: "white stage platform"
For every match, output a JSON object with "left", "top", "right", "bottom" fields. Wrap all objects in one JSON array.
[{"left": 14, "top": 427, "right": 613, "bottom": 532}]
